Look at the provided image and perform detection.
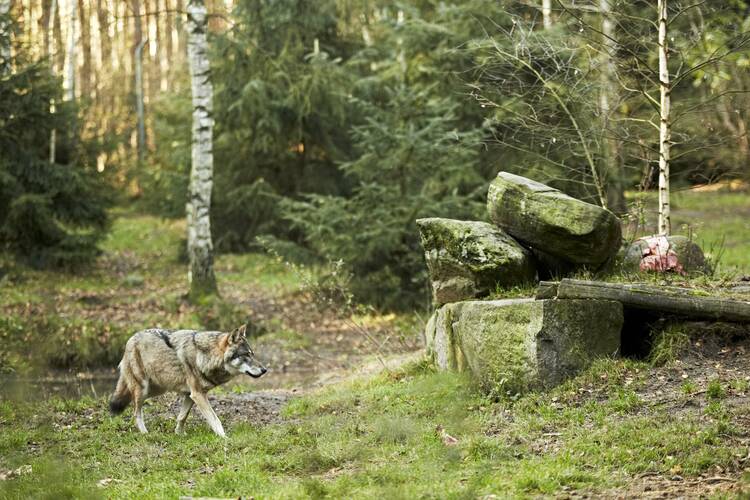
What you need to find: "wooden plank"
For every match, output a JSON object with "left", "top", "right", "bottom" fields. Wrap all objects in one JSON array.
[
  {"left": 535, "top": 281, "right": 559, "bottom": 300},
  {"left": 539, "top": 279, "right": 750, "bottom": 323}
]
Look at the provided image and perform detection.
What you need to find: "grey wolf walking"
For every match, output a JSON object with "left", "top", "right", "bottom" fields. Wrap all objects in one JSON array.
[{"left": 109, "top": 324, "right": 266, "bottom": 437}]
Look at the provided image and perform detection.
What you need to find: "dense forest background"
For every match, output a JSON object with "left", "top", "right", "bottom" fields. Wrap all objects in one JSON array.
[{"left": 1, "top": 0, "right": 749, "bottom": 308}]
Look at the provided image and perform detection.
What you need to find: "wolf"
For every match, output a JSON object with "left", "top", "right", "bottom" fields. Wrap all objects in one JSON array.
[{"left": 108, "top": 324, "right": 266, "bottom": 437}]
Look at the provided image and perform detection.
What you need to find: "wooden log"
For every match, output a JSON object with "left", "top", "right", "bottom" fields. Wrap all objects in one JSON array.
[
  {"left": 537, "top": 279, "right": 750, "bottom": 323},
  {"left": 535, "top": 281, "right": 558, "bottom": 300}
]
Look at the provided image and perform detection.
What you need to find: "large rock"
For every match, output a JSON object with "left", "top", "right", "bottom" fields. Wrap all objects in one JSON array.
[
  {"left": 416, "top": 218, "right": 537, "bottom": 305},
  {"left": 424, "top": 298, "right": 623, "bottom": 393},
  {"left": 486, "top": 172, "right": 622, "bottom": 266},
  {"left": 622, "top": 235, "right": 708, "bottom": 274}
]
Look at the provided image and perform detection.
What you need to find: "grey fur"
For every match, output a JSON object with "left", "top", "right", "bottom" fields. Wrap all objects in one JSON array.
[{"left": 109, "top": 324, "right": 266, "bottom": 437}]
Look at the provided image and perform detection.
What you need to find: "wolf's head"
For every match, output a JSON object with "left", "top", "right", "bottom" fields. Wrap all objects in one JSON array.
[{"left": 224, "top": 324, "right": 267, "bottom": 378}]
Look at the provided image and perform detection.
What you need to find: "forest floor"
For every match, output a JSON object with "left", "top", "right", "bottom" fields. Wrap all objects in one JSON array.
[{"left": 2, "top": 187, "right": 750, "bottom": 498}]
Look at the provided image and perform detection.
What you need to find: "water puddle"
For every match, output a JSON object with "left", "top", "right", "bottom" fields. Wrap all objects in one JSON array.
[{"left": 0, "top": 370, "right": 117, "bottom": 402}]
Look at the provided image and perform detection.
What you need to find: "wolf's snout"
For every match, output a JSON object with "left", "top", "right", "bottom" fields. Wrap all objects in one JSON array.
[{"left": 243, "top": 363, "right": 267, "bottom": 378}]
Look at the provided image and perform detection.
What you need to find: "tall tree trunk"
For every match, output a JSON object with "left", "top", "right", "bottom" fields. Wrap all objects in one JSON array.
[
  {"left": 77, "top": 0, "right": 91, "bottom": 97},
  {"left": 135, "top": 37, "right": 146, "bottom": 163},
  {"left": 95, "top": 0, "right": 110, "bottom": 106},
  {"left": 600, "top": 0, "right": 626, "bottom": 214},
  {"left": 48, "top": 0, "right": 58, "bottom": 163},
  {"left": 542, "top": 0, "right": 552, "bottom": 29},
  {"left": 53, "top": 0, "right": 63, "bottom": 71},
  {"left": 63, "top": 0, "right": 76, "bottom": 101},
  {"left": 186, "top": 0, "right": 217, "bottom": 297},
  {"left": 132, "top": 0, "right": 146, "bottom": 161},
  {"left": 657, "top": 0, "right": 671, "bottom": 235},
  {"left": 0, "top": 0, "right": 11, "bottom": 73}
]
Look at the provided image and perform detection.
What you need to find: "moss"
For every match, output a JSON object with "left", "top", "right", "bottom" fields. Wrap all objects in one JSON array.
[
  {"left": 431, "top": 299, "right": 622, "bottom": 394},
  {"left": 487, "top": 172, "right": 621, "bottom": 266},
  {"left": 416, "top": 218, "right": 537, "bottom": 304},
  {"left": 451, "top": 300, "right": 538, "bottom": 395}
]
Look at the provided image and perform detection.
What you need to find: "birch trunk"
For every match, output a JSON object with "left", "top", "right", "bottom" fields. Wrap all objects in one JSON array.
[
  {"left": 63, "top": 0, "right": 76, "bottom": 101},
  {"left": 48, "top": 0, "right": 57, "bottom": 163},
  {"left": 600, "top": 0, "right": 625, "bottom": 213},
  {"left": 186, "top": 0, "right": 217, "bottom": 296},
  {"left": 657, "top": 0, "right": 671, "bottom": 235},
  {"left": 0, "top": 0, "right": 10, "bottom": 73},
  {"left": 542, "top": 0, "right": 552, "bottom": 30}
]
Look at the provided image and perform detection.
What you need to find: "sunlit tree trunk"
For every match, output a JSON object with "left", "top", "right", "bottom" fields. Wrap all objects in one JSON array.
[
  {"left": 657, "top": 0, "right": 671, "bottom": 235},
  {"left": 77, "top": 0, "right": 91, "bottom": 96},
  {"left": 0, "top": 0, "right": 11, "bottom": 73},
  {"left": 542, "top": 0, "right": 552, "bottom": 30},
  {"left": 186, "top": 0, "right": 217, "bottom": 297},
  {"left": 600, "top": 0, "right": 625, "bottom": 213},
  {"left": 95, "top": 0, "right": 110, "bottom": 106},
  {"left": 135, "top": 37, "right": 146, "bottom": 163},
  {"left": 48, "top": 0, "right": 58, "bottom": 163},
  {"left": 63, "top": 0, "right": 76, "bottom": 101}
]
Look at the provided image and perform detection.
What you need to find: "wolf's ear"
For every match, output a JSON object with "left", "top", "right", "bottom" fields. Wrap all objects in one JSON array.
[{"left": 230, "top": 324, "right": 247, "bottom": 343}]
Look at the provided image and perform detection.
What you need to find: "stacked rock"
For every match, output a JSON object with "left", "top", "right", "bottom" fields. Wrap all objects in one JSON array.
[
  {"left": 417, "top": 172, "right": 713, "bottom": 393},
  {"left": 417, "top": 172, "right": 623, "bottom": 305}
]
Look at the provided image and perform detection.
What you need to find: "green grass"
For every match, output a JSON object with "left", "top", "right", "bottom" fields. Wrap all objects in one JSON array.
[
  {"left": 0, "top": 213, "right": 306, "bottom": 373},
  {"left": 1, "top": 358, "right": 745, "bottom": 499},
  {"left": 3, "top": 191, "right": 750, "bottom": 497},
  {"left": 628, "top": 190, "right": 750, "bottom": 274}
]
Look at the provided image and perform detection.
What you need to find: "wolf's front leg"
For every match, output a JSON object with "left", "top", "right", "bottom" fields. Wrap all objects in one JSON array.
[{"left": 190, "top": 391, "right": 226, "bottom": 438}]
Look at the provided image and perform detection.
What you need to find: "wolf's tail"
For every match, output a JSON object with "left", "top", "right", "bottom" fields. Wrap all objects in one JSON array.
[{"left": 109, "top": 366, "right": 132, "bottom": 415}]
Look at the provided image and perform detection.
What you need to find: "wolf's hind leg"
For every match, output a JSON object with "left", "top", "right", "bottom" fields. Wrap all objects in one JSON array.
[
  {"left": 190, "top": 391, "right": 226, "bottom": 438},
  {"left": 133, "top": 387, "right": 148, "bottom": 433},
  {"left": 175, "top": 394, "right": 193, "bottom": 434}
]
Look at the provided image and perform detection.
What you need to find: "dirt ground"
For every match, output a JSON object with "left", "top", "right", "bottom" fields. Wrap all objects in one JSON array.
[{"left": 571, "top": 322, "right": 750, "bottom": 499}]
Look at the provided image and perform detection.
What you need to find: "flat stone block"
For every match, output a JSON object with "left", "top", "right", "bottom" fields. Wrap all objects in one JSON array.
[{"left": 426, "top": 298, "right": 623, "bottom": 393}]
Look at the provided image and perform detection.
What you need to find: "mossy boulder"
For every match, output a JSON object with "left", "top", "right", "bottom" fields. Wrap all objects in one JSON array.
[
  {"left": 416, "top": 218, "right": 537, "bottom": 305},
  {"left": 622, "top": 235, "right": 708, "bottom": 274},
  {"left": 425, "top": 298, "right": 623, "bottom": 393},
  {"left": 486, "top": 172, "right": 622, "bottom": 267}
]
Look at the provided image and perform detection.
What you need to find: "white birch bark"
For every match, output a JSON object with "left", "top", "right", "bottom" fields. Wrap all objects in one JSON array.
[
  {"left": 0, "top": 0, "right": 11, "bottom": 73},
  {"left": 657, "top": 0, "right": 671, "bottom": 235},
  {"left": 48, "top": 0, "right": 58, "bottom": 163},
  {"left": 63, "top": 0, "right": 76, "bottom": 101},
  {"left": 542, "top": 0, "right": 552, "bottom": 30},
  {"left": 186, "top": 0, "right": 217, "bottom": 295}
]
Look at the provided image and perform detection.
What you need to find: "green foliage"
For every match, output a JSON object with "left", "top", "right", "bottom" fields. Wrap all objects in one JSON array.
[
  {"left": 649, "top": 323, "right": 691, "bottom": 366},
  {"left": 136, "top": 88, "right": 192, "bottom": 218},
  {"left": 284, "top": 85, "right": 486, "bottom": 308},
  {"left": 706, "top": 379, "right": 726, "bottom": 401},
  {"left": 142, "top": 0, "right": 750, "bottom": 308},
  {"left": 210, "top": 0, "right": 355, "bottom": 251},
  {"left": 0, "top": 41, "right": 110, "bottom": 268}
]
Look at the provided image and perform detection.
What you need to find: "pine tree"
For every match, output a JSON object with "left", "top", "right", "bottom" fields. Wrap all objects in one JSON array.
[{"left": 0, "top": 36, "right": 110, "bottom": 268}]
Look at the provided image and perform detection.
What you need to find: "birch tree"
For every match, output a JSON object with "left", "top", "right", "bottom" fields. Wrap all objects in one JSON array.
[
  {"left": 541, "top": 0, "right": 552, "bottom": 30},
  {"left": 657, "top": 0, "right": 671, "bottom": 235},
  {"left": 186, "top": 0, "right": 217, "bottom": 296},
  {"left": 48, "top": 0, "right": 57, "bottom": 163},
  {"left": 0, "top": 0, "right": 10, "bottom": 73}
]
